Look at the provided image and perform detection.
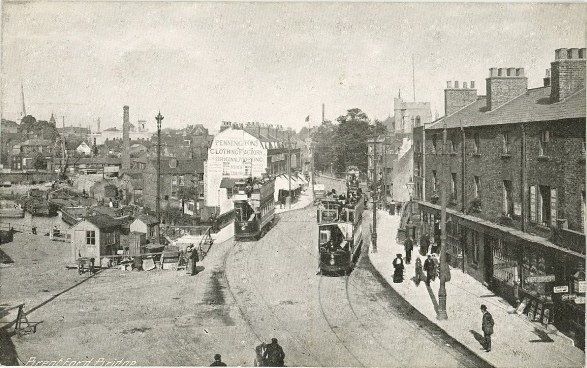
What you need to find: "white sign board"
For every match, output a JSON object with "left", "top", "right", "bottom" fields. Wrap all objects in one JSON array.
[
  {"left": 575, "top": 296, "right": 585, "bottom": 304},
  {"left": 553, "top": 285, "right": 568, "bottom": 293},
  {"left": 575, "top": 280, "right": 586, "bottom": 293},
  {"left": 526, "top": 275, "right": 555, "bottom": 283},
  {"left": 562, "top": 294, "right": 577, "bottom": 301}
]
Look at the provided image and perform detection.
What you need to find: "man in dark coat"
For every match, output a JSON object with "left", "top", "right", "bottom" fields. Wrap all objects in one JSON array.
[
  {"left": 419, "top": 233, "right": 430, "bottom": 256},
  {"left": 189, "top": 245, "right": 200, "bottom": 276},
  {"left": 403, "top": 236, "right": 413, "bottom": 264},
  {"left": 210, "top": 354, "right": 227, "bottom": 366},
  {"left": 481, "top": 304, "right": 495, "bottom": 352},
  {"left": 423, "top": 255, "right": 435, "bottom": 285},
  {"left": 263, "top": 338, "right": 285, "bottom": 367}
]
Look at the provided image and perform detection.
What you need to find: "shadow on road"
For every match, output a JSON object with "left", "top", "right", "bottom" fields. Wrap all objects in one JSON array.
[
  {"left": 0, "top": 326, "right": 19, "bottom": 365},
  {"left": 469, "top": 329, "right": 486, "bottom": 349},
  {"left": 425, "top": 283, "right": 440, "bottom": 314},
  {"left": 530, "top": 327, "right": 554, "bottom": 343}
]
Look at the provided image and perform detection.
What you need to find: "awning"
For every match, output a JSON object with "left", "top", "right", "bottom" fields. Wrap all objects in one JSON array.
[{"left": 417, "top": 201, "right": 585, "bottom": 259}]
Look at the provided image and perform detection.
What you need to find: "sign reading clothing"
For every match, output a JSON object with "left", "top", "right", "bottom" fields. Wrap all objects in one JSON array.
[{"left": 208, "top": 130, "right": 267, "bottom": 178}]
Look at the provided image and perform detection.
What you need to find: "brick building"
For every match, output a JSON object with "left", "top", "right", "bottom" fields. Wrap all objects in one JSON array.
[
  {"left": 143, "top": 158, "right": 205, "bottom": 217},
  {"left": 413, "top": 48, "right": 586, "bottom": 347}
]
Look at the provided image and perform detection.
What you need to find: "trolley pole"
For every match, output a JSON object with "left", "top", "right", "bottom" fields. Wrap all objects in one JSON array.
[
  {"left": 437, "top": 120, "right": 449, "bottom": 320},
  {"left": 155, "top": 111, "right": 164, "bottom": 243}
]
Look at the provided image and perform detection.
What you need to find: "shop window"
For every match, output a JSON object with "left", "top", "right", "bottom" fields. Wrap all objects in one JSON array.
[
  {"left": 492, "top": 239, "right": 519, "bottom": 286},
  {"left": 104, "top": 232, "right": 115, "bottom": 245},
  {"left": 503, "top": 180, "right": 514, "bottom": 217},
  {"left": 502, "top": 132, "right": 511, "bottom": 154},
  {"left": 539, "top": 129, "right": 550, "bottom": 156},
  {"left": 86, "top": 230, "right": 96, "bottom": 245},
  {"left": 473, "top": 133, "right": 480, "bottom": 154}
]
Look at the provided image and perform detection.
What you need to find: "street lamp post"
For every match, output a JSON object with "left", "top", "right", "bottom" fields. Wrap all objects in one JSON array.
[
  {"left": 406, "top": 178, "right": 415, "bottom": 240},
  {"left": 155, "top": 111, "right": 164, "bottom": 243},
  {"left": 368, "top": 137, "right": 382, "bottom": 253},
  {"left": 437, "top": 120, "right": 450, "bottom": 320}
]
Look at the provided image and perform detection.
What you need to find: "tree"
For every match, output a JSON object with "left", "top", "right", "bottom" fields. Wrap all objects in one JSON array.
[
  {"left": 332, "top": 108, "right": 373, "bottom": 175},
  {"left": 19, "top": 115, "right": 59, "bottom": 141}
]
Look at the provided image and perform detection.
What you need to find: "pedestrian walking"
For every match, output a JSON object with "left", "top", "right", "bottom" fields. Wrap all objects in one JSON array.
[
  {"left": 423, "top": 255, "right": 435, "bottom": 285},
  {"left": 414, "top": 257, "right": 424, "bottom": 286},
  {"left": 432, "top": 233, "right": 441, "bottom": 254},
  {"left": 263, "top": 338, "right": 285, "bottom": 367},
  {"left": 432, "top": 254, "right": 440, "bottom": 280},
  {"left": 392, "top": 254, "right": 404, "bottom": 283},
  {"left": 419, "top": 233, "right": 430, "bottom": 256},
  {"left": 210, "top": 354, "right": 227, "bottom": 366},
  {"left": 480, "top": 304, "right": 495, "bottom": 352},
  {"left": 404, "top": 236, "right": 413, "bottom": 264},
  {"left": 189, "top": 244, "right": 199, "bottom": 276}
]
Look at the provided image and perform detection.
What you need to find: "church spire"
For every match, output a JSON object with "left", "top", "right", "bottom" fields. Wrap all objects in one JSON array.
[{"left": 20, "top": 80, "right": 27, "bottom": 119}]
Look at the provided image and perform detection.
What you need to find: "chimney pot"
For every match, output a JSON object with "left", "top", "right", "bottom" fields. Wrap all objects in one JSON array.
[
  {"left": 454, "top": 81, "right": 459, "bottom": 88},
  {"left": 498, "top": 68, "right": 507, "bottom": 77},
  {"left": 579, "top": 48, "right": 586, "bottom": 59},
  {"left": 470, "top": 81, "right": 476, "bottom": 89},
  {"left": 447, "top": 81, "right": 453, "bottom": 88},
  {"left": 569, "top": 48, "right": 580, "bottom": 59},
  {"left": 463, "top": 82, "right": 468, "bottom": 89},
  {"left": 555, "top": 48, "right": 568, "bottom": 60},
  {"left": 489, "top": 68, "right": 498, "bottom": 77},
  {"left": 516, "top": 68, "right": 524, "bottom": 77},
  {"left": 506, "top": 68, "right": 515, "bottom": 76}
]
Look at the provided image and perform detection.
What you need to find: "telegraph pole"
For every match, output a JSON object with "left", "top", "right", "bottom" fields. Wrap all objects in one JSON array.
[
  {"left": 371, "top": 139, "right": 378, "bottom": 253},
  {"left": 437, "top": 120, "right": 449, "bottom": 320},
  {"left": 155, "top": 111, "right": 164, "bottom": 243},
  {"left": 288, "top": 132, "right": 292, "bottom": 209}
]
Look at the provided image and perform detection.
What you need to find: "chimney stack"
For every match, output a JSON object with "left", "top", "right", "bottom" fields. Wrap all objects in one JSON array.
[
  {"left": 550, "top": 48, "right": 586, "bottom": 102},
  {"left": 486, "top": 67, "right": 527, "bottom": 110},
  {"left": 122, "top": 105, "right": 131, "bottom": 171},
  {"left": 444, "top": 80, "right": 478, "bottom": 116}
]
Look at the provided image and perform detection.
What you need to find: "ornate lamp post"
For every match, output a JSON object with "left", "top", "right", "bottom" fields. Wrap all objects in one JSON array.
[
  {"left": 437, "top": 120, "right": 450, "bottom": 320},
  {"left": 155, "top": 111, "right": 164, "bottom": 243},
  {"left": 368, "top": 136, "right": 384, "bottom": 253}
]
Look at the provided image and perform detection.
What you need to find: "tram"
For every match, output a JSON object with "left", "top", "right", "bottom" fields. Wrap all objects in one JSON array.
[
  {"left": 317, "top": 194, "right": 364, "bottom": 275},
  {"left": 233, "top": 177, "right": 275, "bottom": 241},
  {"left": 346, "top": 165, "right": 361, "bottom": 198}
]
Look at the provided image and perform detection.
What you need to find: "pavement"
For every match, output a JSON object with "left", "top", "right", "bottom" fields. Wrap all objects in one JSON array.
[{"left": 368, "top": 209, "right": 585, "bottom": 368}]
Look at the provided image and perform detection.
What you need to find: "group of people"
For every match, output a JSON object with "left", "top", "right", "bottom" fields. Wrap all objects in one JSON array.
[
  {"left": 255, "top": 338, "right": 286, "bottom": 367},
  {"left": 392, "top": 233, "right": 440, "bottom": 285},
  {"left": 209, "top": 338, "right": 286, "bottom": 367}
]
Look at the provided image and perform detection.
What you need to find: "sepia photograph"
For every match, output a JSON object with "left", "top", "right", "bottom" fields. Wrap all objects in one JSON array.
[{"left": 0, "top": 1, "right": 585, "bottom": 367}]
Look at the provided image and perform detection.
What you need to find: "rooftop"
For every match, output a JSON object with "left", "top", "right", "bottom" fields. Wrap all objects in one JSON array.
[{"left": 428, "top": 86, "right": 586, "bottom": 130}]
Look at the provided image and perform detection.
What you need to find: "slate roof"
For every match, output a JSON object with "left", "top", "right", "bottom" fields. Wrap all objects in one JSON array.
[
  {"left": 135, "top": 214, "right": 159, "bottom": 225},
  {"left": 149, "top": 158, "right": 204, "bottom": 174},
  {"left": 85, "top": 213, "right": 121, "bottom": 230},
  {"left": 428, "top": 86, "right": 586, "bottom": 130}
]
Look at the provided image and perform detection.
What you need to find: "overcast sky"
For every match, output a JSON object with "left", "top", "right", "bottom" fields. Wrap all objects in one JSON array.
[{"left": 1, "top": 2, "right": 585, "bottom": 133}]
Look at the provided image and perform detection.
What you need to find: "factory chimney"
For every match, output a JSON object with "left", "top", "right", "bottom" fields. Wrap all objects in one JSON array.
[{"left": 122, "top": 105, "right": 131, "bottom": 171}]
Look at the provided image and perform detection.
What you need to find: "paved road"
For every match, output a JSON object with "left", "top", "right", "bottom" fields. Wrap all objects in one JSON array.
[
  {"left": 223, "top": 206, "right": 491, "bottom": 367},
  {"left": 5, "top": 198, "right": 489, "bottom": 367}
]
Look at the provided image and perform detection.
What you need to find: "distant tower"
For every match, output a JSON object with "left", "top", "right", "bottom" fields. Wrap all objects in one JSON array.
[
  {"left": 122, "top": 106, "right": 131, "bottom": 171},
  {"left": 97, "top": 117, "right": 101, "bottom": 132},
  {"left": 49, "top": 113, "right": 56, "bottom": 127},
  {"left": 20, "top": 81, "right": 27, "bottom": 120}
]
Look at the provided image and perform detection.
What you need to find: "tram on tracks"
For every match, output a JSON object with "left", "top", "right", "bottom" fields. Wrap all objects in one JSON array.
[
  {"left": 233, "top": 177, "right": 275, "bottom": 241},
  {"left": 316, "top": 192, "right": 364, "bottom": 275}
]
